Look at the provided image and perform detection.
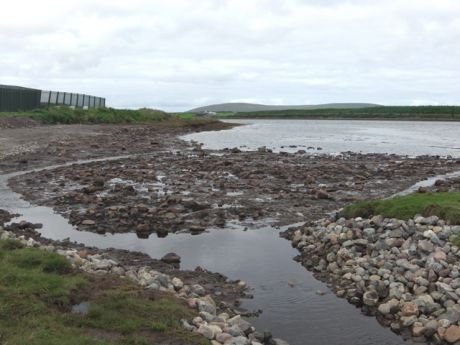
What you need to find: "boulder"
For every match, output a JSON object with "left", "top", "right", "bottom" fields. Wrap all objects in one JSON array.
[{"left": 161, "top": 252, "right": 181, "bottom": 264}]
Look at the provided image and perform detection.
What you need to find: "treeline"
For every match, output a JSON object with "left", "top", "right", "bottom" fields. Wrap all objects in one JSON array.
[{"left": 230, "top": 106, "right": 460, "bottom": 120}]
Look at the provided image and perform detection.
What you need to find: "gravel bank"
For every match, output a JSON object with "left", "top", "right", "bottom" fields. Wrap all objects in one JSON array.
[{"left": 284, "top": 214, "right": 460, "bottom": 344}]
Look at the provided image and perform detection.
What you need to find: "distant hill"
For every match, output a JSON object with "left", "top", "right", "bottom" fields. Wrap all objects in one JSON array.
[{"left": 189, "top": 102, "right": 380, "bottom": 113}]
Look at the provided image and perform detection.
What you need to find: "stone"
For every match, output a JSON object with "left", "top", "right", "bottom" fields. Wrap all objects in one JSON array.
[
  {"left": 396, "top": 259, "right": 419, "bottom": 272},
  {"left": 192, "top": 284, "right": 206, "bottom": 296},
  {"left": 161, "top": 252, "right": 181, "bottom": 264},
  {"left": 412, "top": 325, "right": 426, "bottom": 337},
  {"left": 187, "top": 298, "right": 197, "bottom": 309},
  {"left": 197, "top": 324, "right": 218, "bottom": 340},
  {"left": 400, "top": 315, "right": 417, "bottom": 327},
  {"left": 363, "top": 227, "right": 376, "bottom": 238},
  {"left": 199, "top": 311, "right": 216, "bottom": 322},
  {"left": 223, "top": 336, "right": 250, "bottom": 345},
  {"left": 401, "top": 302, "right": 419, "bottom": 316},
  {"left": 226, "top": 325, "right": 244, "bottom": 337},
  {"left": 172, "top": 277, "right": 184, "bottom": 290},
  {"left": 192, "top": 316, "right": 203, "bottom": 327},
  {"left": 419, "top": 240, "right": 434, "bottom": 253},
  {"left": 389, "top": 282, "right": 405, "bottom": 299},
  {"left": 182, "top": 319, "right": 196, "bottom": 332},
  {"left": 81, "top": 219, "right": 96, "bottom": 225},
  {"left": 424, "top": 320, "right": 439, "bottom": 337},
  {"left": 414, "top": 294, "right": 438, "bottom": 314},
  {"left": 444, "top": 325, "right": 460, "bottom": 343},
  {"left": 436, "top": 282, "right": 454, "bottom": 293},
  {"left": 378, "top": 299, "right": 400, "bottom": 315},
  {"left": 438, "top": 309, "right": 460, "bottom": 324},
  {"left": 237, "top": 280, "right": 247, "bottom": 289},
  {"left": 198, "top": 298, "right": 217, "bottom": 315},
  {"left": 434, "top": 249, "right": 447, "bottom": 261},
  {"left": 363, "top": 290, "right": 379, "bottom": 306},
  {"left": 216, "top": 333, "right": 233, "bottom": 343},
  {"left": 227, "top": 315, "right": 252, "bottom": 334}
]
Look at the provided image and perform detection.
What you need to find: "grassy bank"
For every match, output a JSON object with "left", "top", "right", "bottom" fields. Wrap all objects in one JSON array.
[
  {"left": 226, "top": 106, "right": 460, "bottom": 121},
  {"left": 0, "top": 239, "right": 207, "bottom": 345},
  {"left": 341, "top": 192, "right": 460, "bottom": 225},
  {"left": 0, "top": 107, "right": 234, "bottom": 129},
  {"left": 0, "top": 107, "right": 171, "bottom": 124}
]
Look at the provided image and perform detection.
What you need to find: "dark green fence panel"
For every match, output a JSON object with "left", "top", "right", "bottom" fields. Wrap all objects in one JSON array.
[
  {"left": 0, "top": 85, "right": 41, "bottom": 112},
  {"left": 40, "top": 90, "right": 105, "bottom": 109},
  {"left": 1, "top": 85, "right": 106, "bottom": 111}
]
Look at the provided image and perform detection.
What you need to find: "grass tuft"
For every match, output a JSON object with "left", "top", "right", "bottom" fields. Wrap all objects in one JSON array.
[
  {"left": 341, "top": 192, "right": 460, "bottom": 224},
  {"left": 0, "top": 239, "right": 25, "bottom": 251}
]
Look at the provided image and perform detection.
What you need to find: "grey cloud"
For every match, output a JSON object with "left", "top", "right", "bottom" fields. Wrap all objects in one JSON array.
[{"left": 1, "top": 0, "right": 459, "bottom": 110}]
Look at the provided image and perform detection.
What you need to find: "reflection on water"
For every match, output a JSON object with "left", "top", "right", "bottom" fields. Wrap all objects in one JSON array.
[{"left": 182, "top": 119, "right": 460, "bottom": 157}]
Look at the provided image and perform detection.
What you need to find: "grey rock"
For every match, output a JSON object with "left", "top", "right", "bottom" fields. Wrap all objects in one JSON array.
[
  {"left": 226, "top": 324, "right": 244, "bottom": 337},
  {"left": 227, "top": 315, "right": 252, "bottom": 334},
  {"left": 438, "top": 309, "right": 460, "bottom": 324},
  {"left": 223, "top": 336, "right": 250, "bottom": 345},
  {"left": 192, "top": 284, "right": 206, "bottom": 296},
  {"left": 181, "top": 319, "right": 196, "bottom": 332},
  {"left": 363, "top": 290, "right": 379, "bottom": 306},
  {"left": 419, "top": 240, "right": 434, "bottom": 253},
  {"left": 198, "top": 299, "right": 217, "bottom": 315},
  {"left": 400, "top": 315, "right": 418, "bottom": 327},
  {"left": 161, "top": 252, "right": 181, "bottom": 264}
]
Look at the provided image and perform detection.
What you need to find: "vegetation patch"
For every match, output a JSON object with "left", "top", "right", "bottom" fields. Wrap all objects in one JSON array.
[
  {"left": 341, "top": 192, "right": 460, "bottom": 225},
  {"left": 229, "top": 106, "right": 460, "bottom": 121},
  {"left": 0, "top": 240, "right": 208, "bottom": 345},
  {"left": 0, "top": 107, "right": 170, "bottom": 125}
]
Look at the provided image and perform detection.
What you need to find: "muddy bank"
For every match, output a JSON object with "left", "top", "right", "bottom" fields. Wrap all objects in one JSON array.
[{"left": 0, "top": 119, "right": 234, "bottom": 172}]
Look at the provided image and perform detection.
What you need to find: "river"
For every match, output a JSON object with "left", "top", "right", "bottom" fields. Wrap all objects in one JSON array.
[{"left": 182, "top": 119, "right": 460, "bottom": 157}]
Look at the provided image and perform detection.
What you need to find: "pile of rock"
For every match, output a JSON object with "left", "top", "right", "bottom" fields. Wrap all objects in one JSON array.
[
  {"left": 0, "top": 225, "right": 288, "bottom": 345},
  {"left": 287, "top": 214, "right": 460, "bottom": 344}
]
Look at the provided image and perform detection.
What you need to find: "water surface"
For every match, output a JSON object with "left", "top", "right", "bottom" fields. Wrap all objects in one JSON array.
[{"left": 182, "top": 119, "right": 460, "bottom": 157}]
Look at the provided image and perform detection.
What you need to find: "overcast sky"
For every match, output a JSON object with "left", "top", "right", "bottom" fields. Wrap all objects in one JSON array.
[{"left": 1, "top": 0, "right": 459, "bottom": 111}]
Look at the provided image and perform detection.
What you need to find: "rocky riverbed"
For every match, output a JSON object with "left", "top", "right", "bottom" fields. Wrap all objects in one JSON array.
[
  {"left": 284, "top": 213, "right": 460, "bottom": 344},
  {"left": 8, "top": 149, "right": 460, "bottom": 238}
]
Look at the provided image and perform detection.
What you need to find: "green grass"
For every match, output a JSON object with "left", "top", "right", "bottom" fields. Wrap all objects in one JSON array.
[
  {"left": 228, "top": 106, "right": 460, "bottom": 121},
  {"left": 0, "top": 240, "right": 208, "bottom": 345},
  {"left": 0, "top": 107, "right": 170, "bottom": 124},
  {"left": 341, "top": 192, "right": 460, "bottom": 225},
  {"left": 176, "top": 112, "right": 196, "bottom": 119},
  {"left": 0, "top": 106, "right": 231, "bottom": 128},
  {"left": 176, "top": 111, "right": 235, "bottom": 119}
]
